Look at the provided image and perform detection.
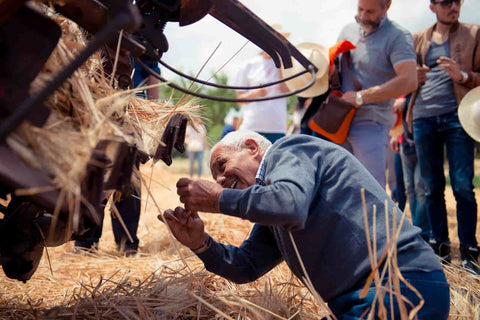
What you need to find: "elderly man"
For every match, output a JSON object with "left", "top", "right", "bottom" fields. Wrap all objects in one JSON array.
[
  {"left": 161, "top": 131, "right": 449, "bottom": 318},
  {"left": 338, "top": 0, "right": 418, "bottom": 188}
]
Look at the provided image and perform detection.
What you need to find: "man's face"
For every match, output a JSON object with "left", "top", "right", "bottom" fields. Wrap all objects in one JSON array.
[
  {"left": 210, "top": 141, "right": 261, "bottom": 190},
  {"left": 357, "top": 0, "right": 389, "bottom": 33},
  {"left": 430, "top": 0, "right": 461, "bottom": 25}
]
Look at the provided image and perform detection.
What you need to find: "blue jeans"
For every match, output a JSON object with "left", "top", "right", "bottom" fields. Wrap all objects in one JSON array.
[
  {"left": 342, "top": 120, "right": 390, "bottom": 189},
  {"left": 413, "top": 111, "right": 477, "bottom": 247},
  {"left": 188, "top": 150, "right": 204, "bottom": 177},
  {"left": 301, "top": 127, "right": 322, "bottom": 138},
  {"left": 327, "top": 270, "right": 449, "bottom": 319},
  {"left": 393, "top": 152, "right": 406, "bottom": 211},
  {"left": 400, "top": 145, "right": 432, "bottom": 241}
]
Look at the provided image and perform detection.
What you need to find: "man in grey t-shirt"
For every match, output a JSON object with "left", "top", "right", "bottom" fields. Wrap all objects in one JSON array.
[{"left": 337, "top": 0, "right": 417, "bottom": 188}]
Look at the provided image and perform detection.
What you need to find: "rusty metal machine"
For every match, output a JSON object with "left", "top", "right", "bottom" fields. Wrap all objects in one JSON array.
[{"left": 0, "top": 0, "right": 317, "bottom": 282}]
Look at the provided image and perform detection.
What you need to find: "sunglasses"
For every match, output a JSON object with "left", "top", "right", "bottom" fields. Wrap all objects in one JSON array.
[{"left": 432, "top": 0, "right": 463, "bottom": 8}]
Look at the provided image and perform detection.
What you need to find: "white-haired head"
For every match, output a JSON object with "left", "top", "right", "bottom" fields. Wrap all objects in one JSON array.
[{"left": 210, "top": 130, "right": 272, "bottom": 159}]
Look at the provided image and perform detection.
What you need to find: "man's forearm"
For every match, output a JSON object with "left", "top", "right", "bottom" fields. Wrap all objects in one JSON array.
[
  {"left": 195, "top": 226, "right": 283, "bottom": 284},
  {"left": 361, "top": 74, "right": 417, "bottom": 105}
]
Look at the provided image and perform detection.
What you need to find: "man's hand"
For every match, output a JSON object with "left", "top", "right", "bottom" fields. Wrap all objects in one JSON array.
[
  {"left": 437, "top": 56, "right": 463, "bottom": 82},
  {"left": 417, "top": 65, "right": 430, "bottom": 85},
  {"left": 237, "top": 88, "right": 267, "bottom": 101},
  {"left": 159, "top": 206, "right": 208, "bottom": 250},
  {"left": 342, "top": 91, "right": 360, "bottom": 108},
  {"left": 176, "top": 178, "right": 223, "bottom": 213},
  {"left": 389, "top": 136, "right": 400, "bottom": 153},
  {"left": 392, "top": 97, "right": 406, "bottom": 113}
]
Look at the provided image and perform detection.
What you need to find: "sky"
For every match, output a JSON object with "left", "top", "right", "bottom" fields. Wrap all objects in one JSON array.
[{"left": 159, "top": 0, "right": 479, "bottom": 82}]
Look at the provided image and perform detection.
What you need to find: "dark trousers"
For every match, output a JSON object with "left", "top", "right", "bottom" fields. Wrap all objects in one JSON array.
[
  {"left": 393, "top": 152, "right": 407, "bottom": 211},
  {"left": 400, "top": 145, "right": 432, "bottom": 241},
  {"left": 75, "top": 188, "right": 141, "bottom": 251},
  {"left": 258, "top": 132, "right": 286, "bottom": 144},
  {"left": 413, "top": 111, "right": 477, "bottom": 247},
  {"left": 327, "top": 270, "right": 449, "bottom": 319}
]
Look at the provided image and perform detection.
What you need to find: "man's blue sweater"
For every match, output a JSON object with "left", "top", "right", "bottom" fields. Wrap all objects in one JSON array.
[{"left": 197, "top": 135, "right": 442, "bottom": 302}]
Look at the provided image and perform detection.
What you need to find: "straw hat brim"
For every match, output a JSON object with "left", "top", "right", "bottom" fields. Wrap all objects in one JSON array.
[
  {"left": 458, "top": 86, "right": 480, "bottom": 142},
  {"left": 270, "top": 24, "right": 290, "bottom": 39},
  {"left": 280, "top": 42, "right": 329, "bottom": 98}
]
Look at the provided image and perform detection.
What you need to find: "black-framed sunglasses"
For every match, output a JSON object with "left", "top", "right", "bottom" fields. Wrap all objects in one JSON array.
[{"left": 433, "top": 0, "right": 464, "bottom": 8}]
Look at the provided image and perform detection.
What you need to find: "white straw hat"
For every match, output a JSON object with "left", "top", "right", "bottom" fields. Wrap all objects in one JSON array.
[
  {"left": 459, "top": 86, "right": 480, "bottom": 142},
  {"left": 280, "top": 42, "right": 329, "bottom": 98},
  {"left": 270, "top": 24, "right": 290, "bottom": 38}
]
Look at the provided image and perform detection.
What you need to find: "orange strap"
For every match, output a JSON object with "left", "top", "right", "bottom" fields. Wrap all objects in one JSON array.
[{"left": 328, "top": 40, "right": 356, "bottom": 74}]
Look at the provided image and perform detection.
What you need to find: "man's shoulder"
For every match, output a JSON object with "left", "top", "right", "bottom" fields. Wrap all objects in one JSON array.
[
  {"left": 267, "top": 135, "right": 343, "bottom": 158},
  {"left": 457, "top": 21, "right": 480, "bottom": 35},
  {"left": 412, "top": 24, "right": 434, "bottom": 43},
  {"left": 338, "top": 22, "right": 359, "bottom": 39},
  {"left": 384, "top": 19, "right": 412, "bottom": 38}
]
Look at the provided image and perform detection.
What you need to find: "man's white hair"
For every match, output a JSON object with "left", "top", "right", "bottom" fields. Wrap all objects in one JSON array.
[{"left": 210, "top": 130, "right": 272, "bottom": 156}]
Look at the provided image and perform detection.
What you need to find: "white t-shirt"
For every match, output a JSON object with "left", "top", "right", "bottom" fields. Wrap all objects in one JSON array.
[
  {"left": 185, "top": 124, "right": 206, "bottom": 152},
  {"left": 234, "top": 56, "right": 287, "bottom": 134}
]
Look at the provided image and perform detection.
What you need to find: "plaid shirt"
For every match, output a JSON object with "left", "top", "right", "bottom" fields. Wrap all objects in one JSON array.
[{"left": 254, "top": 147, "right": 270, "bottom": 186}]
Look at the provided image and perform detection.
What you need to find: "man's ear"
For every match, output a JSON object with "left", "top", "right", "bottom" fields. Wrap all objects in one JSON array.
[
  {"left": 429, "top": 3, "right": 435, "bottom": 13},
  {"left": 243, "top": 139, "right": 260, "bottom": 156},
  {"left": 384, "top": 0, "right": 392, "bottom": 11}
]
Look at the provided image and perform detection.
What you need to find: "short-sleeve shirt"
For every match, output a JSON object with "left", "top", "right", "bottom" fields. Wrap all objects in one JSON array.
[
  {"left": 185, "top": 124, "right": 206, "bottom": 152},
  {"left": 412, "top": 41, "right": 457, "bottom": 120},
  {"left": 338, "top": 17, "right": 416, "bottom": 126},
  {"left": 234, "top": 56, "right": 287, "bottom": 134}
]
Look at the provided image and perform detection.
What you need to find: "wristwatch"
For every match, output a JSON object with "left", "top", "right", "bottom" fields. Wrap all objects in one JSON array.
[
  {"left": 460, "top": 71, "right": 469, "bottom": 84},
  {"left": 355, "top": 91, "right": 364, "bottom": 106},
  {"left": 192, "top": 235, "right": 212, "bottom": 254}
]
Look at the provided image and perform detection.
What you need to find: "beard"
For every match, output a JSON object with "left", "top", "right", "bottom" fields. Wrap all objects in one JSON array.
[
  {"left": 436, "top": 11, "right": 459, "bottom": 26},
  {"left": 355, "top": 15, "right": 381, "bottom": 31}
]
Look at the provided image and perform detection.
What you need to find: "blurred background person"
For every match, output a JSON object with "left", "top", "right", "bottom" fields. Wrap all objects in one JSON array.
[
  {"left": 73, "top": 61, "right": 161, "bottom": 256},
  {"left": 234, "top": 25, "right": 291, "bottom": 143},
  {"left": 288, "top": 97, "right": 310, "bottom": 136},
  {"left": 222, "top": 109, "right": 242, "bottom": 138},
  {"left": 388, "top": 98, "right": 407, "bottom": 211},
  {"left": 186, "top": 115, "right": 208, "bottom": 178},
  {"left": 393, "top": 95, "right": 432, "bottom": 242}
]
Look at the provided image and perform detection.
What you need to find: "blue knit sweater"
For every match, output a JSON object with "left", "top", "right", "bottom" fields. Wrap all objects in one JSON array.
[{"left": 197, "top": 135, "right": 442, "bottom": 302}]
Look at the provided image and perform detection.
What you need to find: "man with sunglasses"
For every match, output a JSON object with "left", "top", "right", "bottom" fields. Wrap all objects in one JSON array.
[{"left": 408, "top": 0, "right": 480, "bottom": 274}]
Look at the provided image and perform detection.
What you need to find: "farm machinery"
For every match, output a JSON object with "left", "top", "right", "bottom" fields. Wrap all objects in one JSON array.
[{"left": 0, "top": 0, "right": 317, "bottom": 282}]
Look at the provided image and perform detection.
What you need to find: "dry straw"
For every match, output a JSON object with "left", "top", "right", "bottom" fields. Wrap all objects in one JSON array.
[
  {"left": 1, "top": 3, "right": 480, "bottom": 320},
  {"left": 5, "top": 3, "right": 199, "bottom": 235}
]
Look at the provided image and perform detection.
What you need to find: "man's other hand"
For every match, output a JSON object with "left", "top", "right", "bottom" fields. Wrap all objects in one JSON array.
[
  {"left": 176, "top": 178, "right": 223, "bottom": 213},
  {"left": 159, "top": 206, "right": 207, "bottom": 250},
  {"left": 437, "top": 56, "right": 463, "bottom": 82},
  {"left": 390, "top": 136, "right": 400, "bottom": 153},
  {"left": 417, "top": 65, "right": 430, "bottom": 85}
]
